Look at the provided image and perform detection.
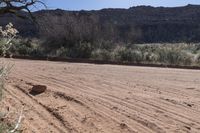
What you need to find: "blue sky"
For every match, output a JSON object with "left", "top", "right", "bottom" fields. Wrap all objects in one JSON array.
[{"left": 40, "top": 0, "right": 200, "bottom": 11}]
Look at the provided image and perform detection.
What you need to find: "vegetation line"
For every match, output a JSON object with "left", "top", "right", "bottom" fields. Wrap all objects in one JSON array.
[{"left": 9, "top": 55, "right": 200, "bottom": 70}]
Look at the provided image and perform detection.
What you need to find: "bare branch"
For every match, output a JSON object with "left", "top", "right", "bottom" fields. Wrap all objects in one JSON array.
[{"left": 0, "top": 0, "right": 46, "bottom": 19}]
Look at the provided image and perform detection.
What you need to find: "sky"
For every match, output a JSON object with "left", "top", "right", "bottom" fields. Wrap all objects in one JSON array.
[{"left": 39, "top": 0, "right": 200, "bottom": 11}]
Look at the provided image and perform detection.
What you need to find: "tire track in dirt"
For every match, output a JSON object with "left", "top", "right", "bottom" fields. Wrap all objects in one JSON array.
[
  {"left": 9, "top": 74, "right": 134, "bottom": 132},
  {"left": 4, "top": 59, "right": 200, "bottom": 133},
  {"left": 10, "top": 71, "right": 191, "bottom": 132},
  {"left": 27, "top": 72, "right": 200, "bottom": 132},
  {"left": 8, "top": 66, "right": 151, "bottom": 132},
  {"left": 5, "top": 85, "right": 67, "bottom": 133},
  {"left": 10, "top": 69, "right": 200, "bottom": 132}
]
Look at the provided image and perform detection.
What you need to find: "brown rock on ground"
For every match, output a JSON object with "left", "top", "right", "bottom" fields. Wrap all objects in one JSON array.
[{"left": 29, "top": 85, "right": 47, "bottom": 96}]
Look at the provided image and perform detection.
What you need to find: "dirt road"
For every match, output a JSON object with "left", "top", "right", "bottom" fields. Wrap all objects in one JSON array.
[{"left": 1, "top": 59, "right": 200, "bottom": 133}]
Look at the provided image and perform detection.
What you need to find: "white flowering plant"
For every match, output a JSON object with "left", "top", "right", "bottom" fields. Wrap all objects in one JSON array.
[
  {"left": 0, "top": 23, "right": 18, "bottom": 99},
  {"left": 0, "top": 23, "right": 18, "bottom": 57}
]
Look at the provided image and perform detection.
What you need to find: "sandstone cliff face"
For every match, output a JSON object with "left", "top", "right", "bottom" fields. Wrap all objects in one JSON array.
[{"left": 1, "top": 4, "right": 200, "bottom": 43}]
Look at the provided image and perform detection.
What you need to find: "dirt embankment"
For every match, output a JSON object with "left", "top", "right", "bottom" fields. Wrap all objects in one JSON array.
[{"left": 1, "top": 59, "right": 200, "bottom": 133}]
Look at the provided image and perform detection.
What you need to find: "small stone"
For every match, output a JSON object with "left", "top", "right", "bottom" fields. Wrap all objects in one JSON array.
[{"left": 29, "top": 85, "right": 47, "bottom": 96}]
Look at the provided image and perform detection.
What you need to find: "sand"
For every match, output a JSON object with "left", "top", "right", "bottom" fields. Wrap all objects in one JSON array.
[{"left": 1, "top": 59, "right": 200, "bottom": 133}]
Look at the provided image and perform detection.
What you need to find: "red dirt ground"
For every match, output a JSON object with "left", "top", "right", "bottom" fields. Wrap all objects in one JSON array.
[{"left": 1, "top": 59, "right": 200, "bottom": 133}]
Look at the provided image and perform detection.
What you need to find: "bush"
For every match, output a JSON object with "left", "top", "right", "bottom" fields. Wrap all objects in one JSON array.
[
  {"left": 0, "top": 122, "right": 12, "bottom": 133},
  {"left": 114, "top": 46, "right": 129, "bottom": 62},
  {"left": 0, "top": 121, "right": 22, "bottom": 133},
  {"left": 54, "top": 47, "right": 69, "bottom": 57},
  {"left": 91, "top": 49, "right": 112, "bottom": 61},
  {"left": 0, "top": 23, "right": 25, "bottom": 133},
  {"left": 155, "top": 47, "right": 193, "bottom": 65},
  {"left": 114, "top": 46, "right": 143, "bottom": 63},
  {"left": 143, "top": 52, "right": 159, "bottom": 63},
  {"left": 195, "top": 53, "right": 200, "bottom": 64},
  {"left": 0, "top": 23, "right": 17, "bottom": 100},
  {"left": 48, "top": 41, "right": 93, "bottom": 58},
  {"left": 73, "top": 41, "right": 93, "bottom": 58},
  {"left": 4, "top": 37, "right": 200, "bottom": 67},
  {"left": 0, "top": 122, "right": 9, "bottom": 133},
  {"left": 10, "top": 39, "right": 44, "bottom": 57}
]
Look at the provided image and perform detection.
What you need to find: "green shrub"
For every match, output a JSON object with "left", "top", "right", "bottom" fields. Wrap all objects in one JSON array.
[
  {"left": 0, "top": 122, "right": 9, "bottom": 133},
  {"left": 155, "top": 47, "right": 193, "bottom": 65},
  {"left": 0, "top": 122, "right": 14, "bottom": 133},
  {"left": 114, "top": 46, "right": 143, "bottom": 63},
  {"left": 4, "top": 37, "right": 200, "bottom": 67},
  {"left": 0, "top": 121, "right": 21, "bottom": 133},
  {"left": 195, "top": 53, "right": 200, "bottom": 64},
  {"left": 143, "top": 52, "right": 159, "bottom": 63},
  {"left": 75, "top": 41, "right": 93, "bottom": 58},
  {"left": 55, "top": 47, "right": 69, "bottom": 57},
  {"left": 91, "top": 49, "right": 112, "bottom": 61},
  {"left": 10, "top": 39, "right": 44, "bottom": 57}
]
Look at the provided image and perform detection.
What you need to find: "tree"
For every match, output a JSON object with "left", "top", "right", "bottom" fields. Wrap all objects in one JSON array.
[{"left": 0, "top": 0, "right": 45, "bottom": 18}]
